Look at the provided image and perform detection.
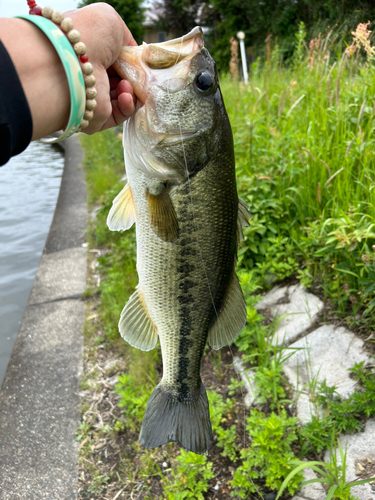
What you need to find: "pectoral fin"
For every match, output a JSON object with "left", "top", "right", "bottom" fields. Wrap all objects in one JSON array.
[
  {"left": 208, "top": 270, "right": 247, "bottom": 350},
  {"left": 146, "top": 183, "right": 179, "bottom": 241},
  {"left": 119, "top": 287, "right": 158, "bottom": 351},
  {"left": 107, "top": 183, "right": 136, "bottom": 231}
]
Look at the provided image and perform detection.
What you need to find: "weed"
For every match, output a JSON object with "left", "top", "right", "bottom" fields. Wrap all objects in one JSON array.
[
  {"left": 115, "top": 372, "right": 155, "bottom": 432},
  {"left": 80, "top": 129, "right": 124, "bottom": 206},
  {"left": 235, "top": 308, "right": 297, "bottom": 410},
  {"left": 293, "top": 22, "right": 307, "bottom": 68},
  {"left": 296, "top": 268, "right": 314, "bottom": 288},
  {"left": 299, "top": 364, "right": 375, "bottom": 454},
  {"left": 208, "top": 391, "right": 239, "bottom": 461},
  {"left": 76, "top": 420, "right": 92, "bottom": 442},
  {"left": 163, "top": 450, "right": 214, "bottom": 499},
  {"left": 210, "top": 349, "right": 224, "bottom": 380},
  {"left": 228, "top": 377, "right": 245, "bottom": 396},
  {"left": 231, "top": 410, "right": 303, "bottom": 498},
  {"left": 222, "top": 26, "right": 375, "bottom": 328},
  {"left": 277, "top": 440, "right": 375, "bottom": 500}
]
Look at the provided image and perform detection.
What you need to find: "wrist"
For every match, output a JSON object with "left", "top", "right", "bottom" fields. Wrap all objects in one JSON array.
[{"left": 1, "top": 18, "right": 70, "bottom": 140}]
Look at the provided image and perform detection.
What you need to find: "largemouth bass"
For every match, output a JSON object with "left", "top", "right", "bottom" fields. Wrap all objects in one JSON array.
[{"left": 108, "top": 27, "right": 249, "bottom": 455}]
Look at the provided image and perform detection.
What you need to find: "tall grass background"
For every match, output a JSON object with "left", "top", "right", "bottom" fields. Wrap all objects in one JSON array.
[{"left": 222, "top": 25, "right": 375, "bottom": 328}]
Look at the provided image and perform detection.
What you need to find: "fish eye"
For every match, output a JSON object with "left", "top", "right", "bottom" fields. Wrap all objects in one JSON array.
[{"left": 194, "top": 71, "right": 216, "bottom": 96}]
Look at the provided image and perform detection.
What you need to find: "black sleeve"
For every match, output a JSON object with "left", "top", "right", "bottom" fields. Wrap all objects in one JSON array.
[{"left": 0, "top": 39, "right": 33, "bottom": 166}]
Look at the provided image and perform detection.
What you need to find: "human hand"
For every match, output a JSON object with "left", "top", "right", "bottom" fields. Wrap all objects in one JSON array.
[{"left": 67, "top": 3, "right": 137, "bottom": 134}]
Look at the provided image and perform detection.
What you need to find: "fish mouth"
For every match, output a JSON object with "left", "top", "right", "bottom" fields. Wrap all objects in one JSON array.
[
  {"left": 143, "top": 27, "right": 204, "bottom": 65},
  {"left": 113, "top": 27, "right": 204, "bottom": 103}
]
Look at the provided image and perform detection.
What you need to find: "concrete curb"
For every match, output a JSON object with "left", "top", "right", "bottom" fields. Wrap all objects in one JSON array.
[{"left": 0, "top": 136, "right": 87, "bottom": 500}]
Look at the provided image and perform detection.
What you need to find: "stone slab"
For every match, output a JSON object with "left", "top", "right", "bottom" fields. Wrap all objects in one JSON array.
[
  {"left": 29, "top": 247, "right": 87, "bottom": 305},
  {"left": 283, "top": 325, "right": 370, "bottom": 423},
  {"left": 324, "top": 420, "right": 375, "bottom": 500},
  {"left": 292, "top": 466, "right": 326, "bottom": 500},
  {"left": 233, "top": 357, "right": 259, "bottom": 407},
  {"left": 256, "top": 285, "right": 287, "bottom": 309},
  {"left": 257, "top": 285, "right": 324, "bottom": 346}
]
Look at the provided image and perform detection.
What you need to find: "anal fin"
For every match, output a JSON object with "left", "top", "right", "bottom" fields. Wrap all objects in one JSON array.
[
  {"left": 119, "top": 287, "right": 158, "bottom": 351},
  {"left": 208, "top": 270, "right": 246, "bottom": 350}
]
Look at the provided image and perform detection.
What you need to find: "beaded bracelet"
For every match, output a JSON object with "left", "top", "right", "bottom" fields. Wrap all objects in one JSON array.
[
  {"left": 23, "top": 1, "right": 98, "bottom": 139},
  {"left": 16, "top": 14, "right": 86, "bottom": 142}
]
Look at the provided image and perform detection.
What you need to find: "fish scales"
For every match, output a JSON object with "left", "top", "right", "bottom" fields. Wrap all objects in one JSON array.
[
  {"left": 144, "top": 164, "right": 236, "bottom": 391},
  {"left": 108, "top": 27, "right": 249, "bottom": 454}
]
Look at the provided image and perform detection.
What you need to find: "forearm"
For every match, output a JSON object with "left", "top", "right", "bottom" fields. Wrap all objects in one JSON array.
[{"left": 0, "top": 18, "right": 70, "bottom": 140}]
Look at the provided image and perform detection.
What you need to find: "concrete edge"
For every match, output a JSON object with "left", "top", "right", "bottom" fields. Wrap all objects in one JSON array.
[{"left": 0, "top": 135, "right": 87, "bottom": 500}]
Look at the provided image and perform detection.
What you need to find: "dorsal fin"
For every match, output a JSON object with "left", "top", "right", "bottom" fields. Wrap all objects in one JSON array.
[
  {"left": 119, "top": 287, "right": 158, "bottom": 351},
  {"left": 146, "top": 183, "right": 179, "bottom": 241},
  {"left": 208, "top": 270, "right": 247, "bottom": 350},
  {"left": 107, "top": 183, "right": 136, "bottom": 231},
  {"left": 237, "top": 198, "right": 251, "bottom": 243}
]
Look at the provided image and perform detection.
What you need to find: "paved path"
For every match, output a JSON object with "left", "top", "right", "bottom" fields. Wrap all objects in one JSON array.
[
  {"left": 234, "top": 284, "right": 375, "bottom": 500},
  {"left": 0, "top": 137, "right": 87, "bottom": 500}
]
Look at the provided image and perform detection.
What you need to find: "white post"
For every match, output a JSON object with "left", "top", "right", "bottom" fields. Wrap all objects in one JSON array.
[{"left": 237, "top": 31, "right": 248, "bottom": 84}]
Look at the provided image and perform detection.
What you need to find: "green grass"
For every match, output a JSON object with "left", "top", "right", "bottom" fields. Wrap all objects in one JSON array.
[
  {"left": 221, "top": 38, "right": 375, "bottom": 327},
  {"left": 78, "top": 29, "right": 375, "bottom": 498},
  {"left": 81, "top": 128, "right": 125, "bottom": 206}
]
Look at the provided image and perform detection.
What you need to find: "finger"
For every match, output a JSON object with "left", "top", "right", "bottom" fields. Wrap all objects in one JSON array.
[
  {"left": 99, "top": 93, "right": 135, "bottom": 132},
  {"left": 117, "top": 92, "right": 135, "bottom": 117},
  {"left": 108, "top": 68, "right": 134, "bottom": 91},
  {"left": 117, "top": 79, "right": 134, "bottom": 97},
  {"left": 110, "top": 78, "right": 134, "bottom": 101},
  {"left": 111, "top": 79, "right": 135, "bottom": 103}
]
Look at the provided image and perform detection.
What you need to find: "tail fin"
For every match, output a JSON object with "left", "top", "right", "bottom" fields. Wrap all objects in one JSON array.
[{"left": 139, "top": 382, "right": 212, "bottom": 454}]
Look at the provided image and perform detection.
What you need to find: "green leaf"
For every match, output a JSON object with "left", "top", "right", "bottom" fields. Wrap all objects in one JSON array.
[
  {"left": 334, "top": 267, "right": 359, "bottom": 278},
  {"left": 276, "top": 461, "right": 325, "bottom": 500},
  {"left": 325, "top": 484, "right": 338, "bottom": 500}
]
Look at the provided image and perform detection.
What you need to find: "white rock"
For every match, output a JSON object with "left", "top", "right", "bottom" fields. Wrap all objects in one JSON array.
[
  {"left": 256, "top": 285, "right": 288, "bottom": 309},
  {"left": 283, "top": 325, "right": 370, "bottom": 423},
  {"left": 256, "top": 285, "right": 324, "bottom": 346},
  {"left": 292, "top": 466, "right": 326, "bottom": 500},
  {"left": 323, "top": 420, "right": 375, "bottom": 500},
  {"left": 232, "top": 357, "right": 259, "bottom": 407}
]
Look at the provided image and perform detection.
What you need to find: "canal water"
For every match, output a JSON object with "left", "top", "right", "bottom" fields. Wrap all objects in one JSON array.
[{"left": 0, "top": 141, "right": 64, "bottom": 386}]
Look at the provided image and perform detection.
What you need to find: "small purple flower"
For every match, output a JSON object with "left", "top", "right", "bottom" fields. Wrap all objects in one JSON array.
[{"left": 350, "top": 296, "right": 356, "bottom": 304}]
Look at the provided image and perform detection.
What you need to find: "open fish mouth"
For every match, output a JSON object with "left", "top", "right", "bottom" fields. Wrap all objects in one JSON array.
[{"left": 113, "top": 27, "right": 204, "bottom": 103}]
